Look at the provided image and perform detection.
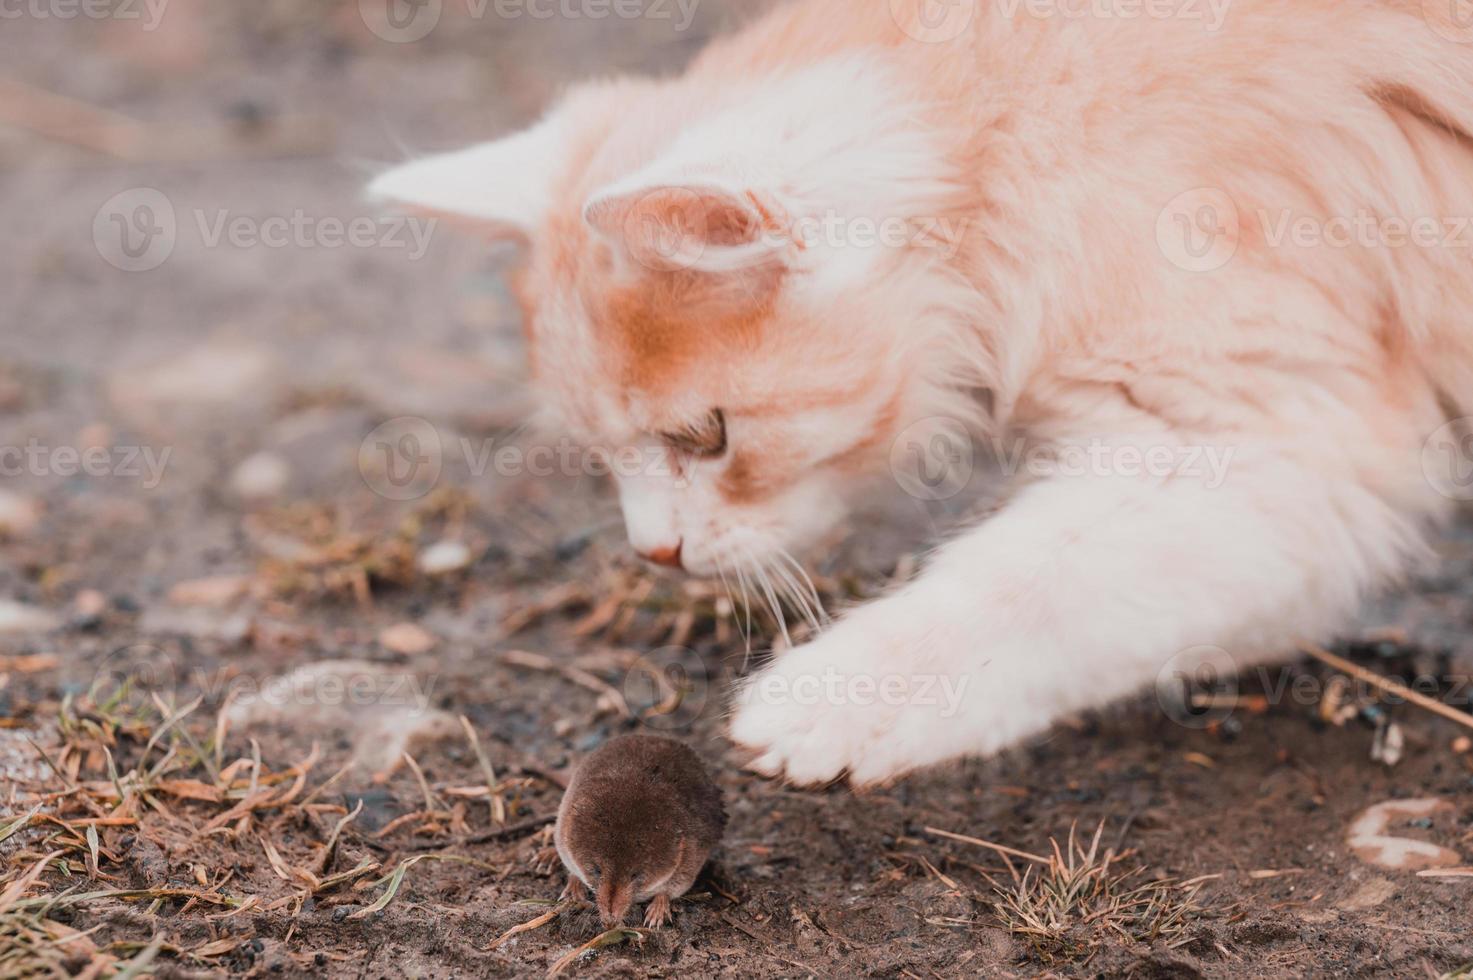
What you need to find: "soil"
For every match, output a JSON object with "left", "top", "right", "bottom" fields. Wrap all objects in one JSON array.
[{"left": 2, "top": 3, "right": 1472, "bottom": 977}]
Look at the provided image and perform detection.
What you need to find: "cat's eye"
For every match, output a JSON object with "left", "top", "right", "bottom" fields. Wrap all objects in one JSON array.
[{"left": 662, "top": 409, "right": 727, "bottom": 459}]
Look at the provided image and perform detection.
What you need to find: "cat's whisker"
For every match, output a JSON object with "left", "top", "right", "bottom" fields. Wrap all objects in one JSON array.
[
  {"left": 766, "top": 554, "right": 818, "bottom": 636},
  {"left": 743, "top": 545, "right": 791, "bottom": 650},
  {"left": 730, "top": 552, "right": 757, "bottom": 660},
  {"left": 773, "top": 547, "right": 827, "bottom": 631},
  {"left": 712, "top": 552, "right": 753, "bottom": 664}
]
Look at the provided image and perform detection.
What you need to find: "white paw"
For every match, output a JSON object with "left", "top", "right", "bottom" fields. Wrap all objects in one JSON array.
[{"left": 727, "top": 619, "right": 982, "bottom": 787}]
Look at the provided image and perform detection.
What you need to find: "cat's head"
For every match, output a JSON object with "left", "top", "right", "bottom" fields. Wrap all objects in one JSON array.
[{"left": 369, "top": 62, "right": 980, "bottom": 578}]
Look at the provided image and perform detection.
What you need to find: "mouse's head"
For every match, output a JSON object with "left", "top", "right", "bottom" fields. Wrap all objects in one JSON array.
[{"left": 564, "top": 784, "right": 686, "bottom": 927}]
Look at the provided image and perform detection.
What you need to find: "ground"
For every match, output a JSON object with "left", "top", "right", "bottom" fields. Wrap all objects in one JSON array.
[{"left": 2, "top": 3, "right": 1472, "bottom": 977}]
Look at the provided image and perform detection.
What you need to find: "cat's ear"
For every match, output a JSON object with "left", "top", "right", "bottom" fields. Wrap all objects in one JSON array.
[
  {"left": 366, "top": 114, "right": 567, "bottom": 240},
  {"left": 583, "top": 180, "right": 791, "bottom": 274}
]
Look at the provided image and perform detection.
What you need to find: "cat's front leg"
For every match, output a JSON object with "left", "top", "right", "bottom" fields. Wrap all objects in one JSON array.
[
  {"left": 728, "top": 582, "right": 999, "bottom": 786},
  {"left": 729, "top": 458, "right": 1423, "bottom": 786}
]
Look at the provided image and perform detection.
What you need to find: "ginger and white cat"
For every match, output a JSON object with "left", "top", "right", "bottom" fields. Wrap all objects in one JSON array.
[{"left": 370, "top": 0, "right": 1473, "bottom": 785}]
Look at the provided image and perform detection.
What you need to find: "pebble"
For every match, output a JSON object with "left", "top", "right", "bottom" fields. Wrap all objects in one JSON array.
[
  {"left": 230, "top": 452, "right": 291, "bottom": 501},
  {"left": 379, "top": 622, "right": 436, "bottom": 655},
  {"left": 352, "top": 345, "right": 531, "bottom": 428},
  {"left": 72, "top": 589, "right": 109, "bottom": 630},
  {"left": 226, "top": 660, "right": 458, "bottom": 772},
  {"left": 0, "top": 600, "right": 60, "bottom": 635},
  {"left": 112, "top": 340, "right": 274, "bottom": 411},
  {"left": 417, "top": 540, "right": 472, "bottom": 576},
  {"left": 139, "top": 605, "right": 253, "bottom": 644},
  {"left": 166, "top": 575, "right": 253, "bottom": 607},
  {"left": 0, "top": 491, "right": 39, "bottom": 537},
  {"left": 1453, "top": 736, "right": 1471, "bottom": 755},
  {"left": 74, "top": 590, "right": 109, "bottom": 619},
  {"left": 0, "top": 729, "right": 51, "bottom": 782},
  {"left": 1347, "top": 797, "right": 1462, "bottom": 870},
  {"left": 1336, "top": 877, "right": 1397, "bottom": 911}
]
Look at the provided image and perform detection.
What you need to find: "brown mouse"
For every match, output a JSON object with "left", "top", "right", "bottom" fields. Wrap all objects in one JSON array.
[{"left": 554, "top": 734, "right": 726, "bottom": 928}]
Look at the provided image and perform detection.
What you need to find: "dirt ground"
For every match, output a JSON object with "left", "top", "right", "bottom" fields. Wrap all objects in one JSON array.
[{"left": 3, "top": 3, "right": 1473, "bottom": 977}]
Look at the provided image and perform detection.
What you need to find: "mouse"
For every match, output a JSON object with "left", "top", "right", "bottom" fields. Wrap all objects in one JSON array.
[{"left": 554, "top": 734, "right": 726, "bottom": 928}]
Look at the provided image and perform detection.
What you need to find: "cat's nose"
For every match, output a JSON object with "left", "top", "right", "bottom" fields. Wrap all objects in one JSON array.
[{"left": 638, "top": 541, "right": 684, "bottom": 570}]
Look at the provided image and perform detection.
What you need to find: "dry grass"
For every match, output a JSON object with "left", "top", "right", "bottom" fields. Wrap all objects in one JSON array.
[
  {"left": 251, "top": 490, "right": 473, "bottom": 605},
  {"left": 0, "top": 667, "right": 539, "bottom": 977},
  {"left": 499, "top": 554, "right": 878, "bottom": 657},
  {"left": 984, "top": 823, "right": 1207, "bottom": 963}
]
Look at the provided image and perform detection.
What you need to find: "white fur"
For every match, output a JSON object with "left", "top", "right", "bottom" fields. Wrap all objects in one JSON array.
[
  {"left": 367, "top": 111, "right": 568, "bottom": 233},
  {"left": 371, "top": 2, "right": 1473, "bottom": 786}
]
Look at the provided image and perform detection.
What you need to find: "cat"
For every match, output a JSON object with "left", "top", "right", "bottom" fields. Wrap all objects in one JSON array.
[{"left": 369, "top": 0, "right": 1473, "bottom": 786}]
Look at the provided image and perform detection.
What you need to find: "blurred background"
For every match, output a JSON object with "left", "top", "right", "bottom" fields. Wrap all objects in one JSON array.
[
  {"left": 4, "top": 4, "right": 1473, "bottom": 976},
  {"left": 0, "top": 0, "right": 777, "bottom": 591}
]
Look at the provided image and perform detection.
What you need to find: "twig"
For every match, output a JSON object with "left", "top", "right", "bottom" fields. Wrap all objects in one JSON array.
[
  {"left": 459, "top": 716, "right": 506, "bottom": 826},
  {"left": 500, "top": 650, "right": 630, "bottom": 717},
  {"left": 404, "top": 813, "right": 556, "bottom": 852},
  {"left": 922, "top": 827, "right": 1051, "bottom": 865},
  {"left": 546, "top": 926, "right": 646, "bottom": 977},
  {"left": 0, "top": 78, "right": 145, "bottom": 157},
  {"left": 1299, "top": 642, "right": 1473, "bottom": 732},
  {"left": 402, "top": 752, "right": 443, "bottom": 814},
  {"left": 483, "top": 901, "right": 569, "bottom": 952}
]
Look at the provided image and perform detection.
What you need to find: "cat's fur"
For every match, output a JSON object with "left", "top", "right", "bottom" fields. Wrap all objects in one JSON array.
[{"left": 370, "top": 0, "right": 1473, "bottom": 784}]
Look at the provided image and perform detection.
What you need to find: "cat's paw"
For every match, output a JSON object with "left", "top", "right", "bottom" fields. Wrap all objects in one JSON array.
[{"left": 727, "top": 621, "right": 979, "bottom": 787}]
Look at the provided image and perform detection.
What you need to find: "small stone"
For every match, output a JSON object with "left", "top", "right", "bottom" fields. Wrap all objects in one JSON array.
[
  {"left": 379, "top": 622, "right": 436, "bottom": 655},
  {"left": 0, "top": 491, "right": 39, "bottom": 537},
  {"left": 139, "top": 606, "right": 253, "bottom": 644},
  {"left": 231, "top": 452, "right": 291, "bottom": 501},
  {"left": 1453, "top": 736, "right": 1471, "bottom": 755},
  {"left": 1347, "top": 797, "right": 1462, "bottom": 871},
  {"left": 72, "top": 590, "right": 108, "bottom": 630},
  {"left": 554, "top": 531, "right": 593, "bottom": 562},
  {"left": 0, "top": 600, "right": 60, "bottom": 635},
  {"left": 0, "top": 729, "right": 52, "bottom": 782},
  {"left": 575, "top": 730, "right": 609, "bottom": 752},
  {"left": 167, "top": 575, "right": 252, "bottom": 607},
  {"left": 226, "top": 660, "right": 457, "bottom": 772},
  {"left": 1371, "top": 720, "right": 1404, "bottom": 767},
  {"left": 111, "top": 339, "right": 274, "bottom": 414},
  {"left": 353, "top": 345, "right": 532, "bottom": 429},
  {"left": 74, "top": 590, "right": 108, "bottom": 619},
  {"left": 417, "top": 540, "right": 472, "bottom": 576},
  {"left": 341, "top": 787, "right": 404, "bottom": 832},
  {"left": 1337, "top": 877, "right": 1396, "bottom": 911}
]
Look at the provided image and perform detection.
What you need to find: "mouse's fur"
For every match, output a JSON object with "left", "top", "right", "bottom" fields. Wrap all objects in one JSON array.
[{"left": 554, "top": 735, "right": 726, "bottom": 928}]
